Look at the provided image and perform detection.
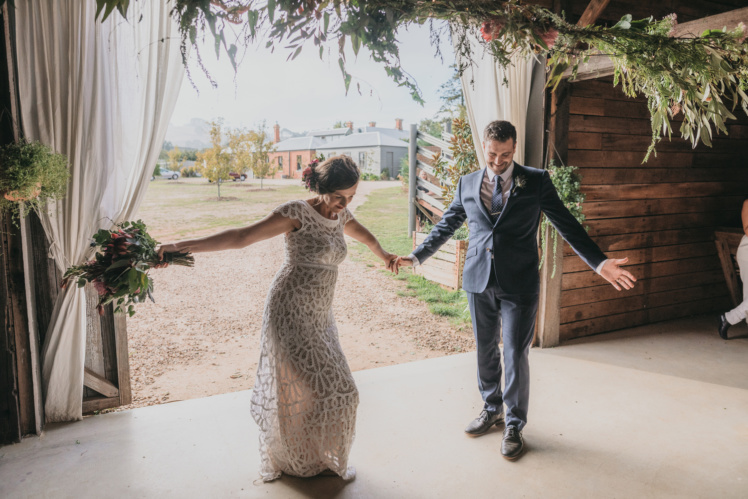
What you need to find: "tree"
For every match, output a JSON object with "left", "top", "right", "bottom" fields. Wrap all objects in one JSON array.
[
  {"left": 248, "top": 121, "right": 278, "bottom": 189},
  {"left": 180, "top": 148, "right": 198, "bottom": 161},
  {"left": 418, "top": 118, "right": 443, "bottom": 138},
  {"left": 436, "top": 64, "right": 467, "bottom": 122},
  {"left": 227, "top": 128, "right": 253, "bottom": 178},
  {"left": 167, "top": 146, "right": 185, "bottom": 173},
  {"left": 197, "top": 120, "right": 232, "bottom": 197},
  {"left": 332, "top": 121, "right": 346, "bottom": 129}
]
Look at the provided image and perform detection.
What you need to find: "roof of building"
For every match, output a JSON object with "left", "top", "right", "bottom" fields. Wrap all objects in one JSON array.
[
  {"left": 272, "top": 136, "right": 326, "bottom": 152},
  {"left": 361, "top": 126, "right": 409, "bottom": 140},
  {"left": 307, "top": 128, "right": 351, "bottom": 138},
  {"left": 315, "top": 131, "right": 409, "bottom": 150}
]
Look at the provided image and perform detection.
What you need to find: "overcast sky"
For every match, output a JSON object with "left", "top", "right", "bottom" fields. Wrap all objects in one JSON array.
[{"left": 167, "top": 21, "right": 456, "bottom": 137}]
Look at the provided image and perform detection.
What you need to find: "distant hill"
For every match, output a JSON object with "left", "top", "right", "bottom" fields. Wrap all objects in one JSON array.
[
  {"left": 164, "top": 118, "right": 211, "bottom": 150},
  {"left": 165, "top": 118, "right": 303, "bottom": 150}
]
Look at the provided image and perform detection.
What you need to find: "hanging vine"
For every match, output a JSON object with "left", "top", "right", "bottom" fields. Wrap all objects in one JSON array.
[
  {"left": 539, "top": 160, "right": 586, "bottom": 278},
  {"left": 76, "top": 0, "right": 748, "bottom": 161}
]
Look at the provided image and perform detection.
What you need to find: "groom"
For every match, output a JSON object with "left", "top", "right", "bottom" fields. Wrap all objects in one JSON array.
[{"left": 397, "top": 120, "right": 635, "bottom": 460}]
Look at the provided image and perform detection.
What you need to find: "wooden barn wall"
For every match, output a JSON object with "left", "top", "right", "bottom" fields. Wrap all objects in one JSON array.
[{"left": 559, "top": 78, "right": 748, "bottom": 341}]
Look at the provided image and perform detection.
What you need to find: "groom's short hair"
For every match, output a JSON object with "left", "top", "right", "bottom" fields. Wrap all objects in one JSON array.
[{"left": 484, "top": 121, "right": 517, "bottom": 144}]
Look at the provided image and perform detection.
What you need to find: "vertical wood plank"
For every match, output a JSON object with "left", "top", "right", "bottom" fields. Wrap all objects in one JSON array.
[
  {"left": 537, "top": 226, "right": 565, "bottom": 348},
  {"left": 114, "top": 310, "right": 131, "bottom": 406},
  {"left": 537, "top": 80, "right": 571, "bottom": 348}
]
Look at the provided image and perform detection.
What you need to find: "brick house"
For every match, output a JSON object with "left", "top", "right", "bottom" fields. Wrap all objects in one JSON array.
[{"left": 268, "top": 124, "right": 351, "bottom": 179}]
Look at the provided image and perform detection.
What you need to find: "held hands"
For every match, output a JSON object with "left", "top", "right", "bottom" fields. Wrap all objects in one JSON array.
[
  {"left": 390, "top": 256, "right": 413, "bottom": 275},
  {"left": 380, "top": 253, "right": 413, "bottom": 274},
  {"left": 599, "top": 257, "right": 636, "bottom": 291}
]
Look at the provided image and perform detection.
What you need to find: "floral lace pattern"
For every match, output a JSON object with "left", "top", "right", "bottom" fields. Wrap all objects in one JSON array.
[{"left": 250, "top": 200, "right": 358, "bottom": 481}]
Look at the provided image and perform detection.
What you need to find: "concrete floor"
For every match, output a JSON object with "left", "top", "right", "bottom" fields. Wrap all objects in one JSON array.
[{"left": 2, "top": 314, "right": 747, "bottom": 498}]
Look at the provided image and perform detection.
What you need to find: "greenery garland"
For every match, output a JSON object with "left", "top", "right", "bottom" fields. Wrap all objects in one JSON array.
[
  {"left": 539, "top": 160, "right": 586, "bottom": 278},
  {"left": 87, "top": 0, "right": 747, "bottom": 161}
]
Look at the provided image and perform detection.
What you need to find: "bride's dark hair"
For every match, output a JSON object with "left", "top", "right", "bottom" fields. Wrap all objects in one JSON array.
[{"left": 308, "top": 155, "right": 360, "bottom": 194}]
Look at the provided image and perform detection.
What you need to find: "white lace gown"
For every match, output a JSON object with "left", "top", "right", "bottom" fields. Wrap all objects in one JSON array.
[{"left": 250, "top": 200, "right": 359, "bottom": 481}]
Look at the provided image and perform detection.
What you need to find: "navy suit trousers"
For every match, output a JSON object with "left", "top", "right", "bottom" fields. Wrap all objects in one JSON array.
[{"left": 466, "top": 263, "right": 538, "bottom": 430}]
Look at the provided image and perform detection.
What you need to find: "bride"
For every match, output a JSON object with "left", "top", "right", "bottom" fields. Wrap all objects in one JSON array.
[{"left": 157, "top": 156, "right": 397, "bottom": 481}]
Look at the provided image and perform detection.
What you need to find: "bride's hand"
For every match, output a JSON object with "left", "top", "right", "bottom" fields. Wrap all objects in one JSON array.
[
  {"left": 155, "top": 243, "right": 179, "bottom": 268},
  {"left": 382, "top": 252, "right": 398, "bottom": 273}
]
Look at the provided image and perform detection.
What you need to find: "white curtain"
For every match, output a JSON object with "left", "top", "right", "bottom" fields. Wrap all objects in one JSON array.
[
  {"left": 454, "top": 30, "right": 534, "bottom": 165},
  {"left": 16, "top": 0, "right": 185, "bottom": 422}
]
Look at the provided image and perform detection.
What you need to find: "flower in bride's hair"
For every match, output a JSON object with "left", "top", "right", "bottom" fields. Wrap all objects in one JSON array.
[
  {"left": 302, "top": 166, "right": 314, "bottom": 190},
  {"left": 302, "top": 155, "right": 322, "bottom": 191}
]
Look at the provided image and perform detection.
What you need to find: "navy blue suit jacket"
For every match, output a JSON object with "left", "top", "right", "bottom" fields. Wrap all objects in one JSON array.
[{"left": 413, "top": 163, "right": 606, "bottom": 295}]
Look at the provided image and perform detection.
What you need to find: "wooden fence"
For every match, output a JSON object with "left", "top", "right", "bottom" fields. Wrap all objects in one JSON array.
[{"left": 407, "top": 125, "right": 471, "bottom": 290}]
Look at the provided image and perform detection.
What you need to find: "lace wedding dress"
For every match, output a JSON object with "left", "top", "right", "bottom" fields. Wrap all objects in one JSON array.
[{"left": 250, "top": 200, "right": 359, "bottom": 481}]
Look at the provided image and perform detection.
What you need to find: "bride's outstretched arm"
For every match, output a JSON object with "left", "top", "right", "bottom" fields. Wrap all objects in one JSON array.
[
  {"left": 157, "top": 213, "right": 298, "bottom": 258},
  {"left": 344, "top": 219, "right": 397, "bottom": 271}
]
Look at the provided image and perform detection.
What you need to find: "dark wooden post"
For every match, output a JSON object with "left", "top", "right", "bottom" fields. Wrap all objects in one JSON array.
[{"left": 0, "top": 2, "right": 40, "bottom": 443}]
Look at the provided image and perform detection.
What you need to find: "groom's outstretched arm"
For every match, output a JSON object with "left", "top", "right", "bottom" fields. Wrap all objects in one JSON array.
[
  {"left": 539, "top": 170, "right": 635, "bottom": 290},
  {"left": 404, "top": 177, "right": 468, "bottom": 267}
]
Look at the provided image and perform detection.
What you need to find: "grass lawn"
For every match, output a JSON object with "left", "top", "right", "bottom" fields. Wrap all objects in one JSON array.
[
  {"left": 350, "top": 186, "right": 471, "bottom": 327},
  {"left": 137, "top": 178, "right": 307, "bottom": 241},
  {"left": 138, "top": 179, "right": 471, "bottom": 327}
]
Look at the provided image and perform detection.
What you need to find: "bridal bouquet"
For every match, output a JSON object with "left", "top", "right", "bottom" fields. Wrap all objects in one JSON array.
[{"left": 63, "top": 220, "right": 193, "bottom": 317}]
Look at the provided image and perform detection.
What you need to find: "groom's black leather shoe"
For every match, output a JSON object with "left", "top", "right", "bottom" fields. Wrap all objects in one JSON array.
[
  {"left": 718, "top": 314, "right": 731, "bottom": 340},
  {"left": 501, "top": 425, "right": 524, "bottom": 460},
  {"left": 464, "top": 410, "right": 504, "bottom": 436}
]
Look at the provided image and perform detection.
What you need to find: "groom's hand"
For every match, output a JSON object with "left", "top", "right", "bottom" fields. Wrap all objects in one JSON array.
[
  {"left": 392, "top": 256, "right": 413, "bottom": 275},
  {"left": 599, "top": 257, "right": 636, "bottom": 291}
]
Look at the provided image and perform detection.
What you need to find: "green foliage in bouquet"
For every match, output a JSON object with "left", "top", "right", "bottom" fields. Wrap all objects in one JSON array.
[
  {"left": 63, "top": 220, "right": 194, "bottom": 317},
  {"left": 0, "top": 140, "right": 69, "bottom": 216},
  {"left": 539, "top": 160, "right": 586, "bottom": 278}
]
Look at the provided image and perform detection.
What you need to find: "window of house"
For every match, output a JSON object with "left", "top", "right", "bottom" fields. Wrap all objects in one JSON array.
[
  {"left": 358, "top": 151, "right": 366, "bottom": 169},
  {"left": 278, "top": 156, "right": 283, "bottom": 167},
  {"left": 297, "top": 155, "right": 302, "bottom": 170}
]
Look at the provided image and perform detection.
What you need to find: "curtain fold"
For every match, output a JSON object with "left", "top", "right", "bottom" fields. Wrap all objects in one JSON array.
[
  {"left": 454, "top": 30, "right": 534, "bottom": 166},
  {"left": 16, "top": 0, "right": 185, "bottom": 422}
]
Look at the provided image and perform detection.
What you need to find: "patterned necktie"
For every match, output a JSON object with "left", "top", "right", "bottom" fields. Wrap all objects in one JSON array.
[{"left": 490, "top": 176, "right": 503, "bottom": 221}]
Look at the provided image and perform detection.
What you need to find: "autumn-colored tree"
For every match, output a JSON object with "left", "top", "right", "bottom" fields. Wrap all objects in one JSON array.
[
  {"left": 227, "top": 128, "right": 253, "bottom": 179},
  {"left": 167, "top": 146, "right": 185, "bottom": 173},
  {"left": 197, "top": 120, "right": 232, "bottom": 197},
  {"left": 248, "top": 122, "right": 277, "bottom": 189}
]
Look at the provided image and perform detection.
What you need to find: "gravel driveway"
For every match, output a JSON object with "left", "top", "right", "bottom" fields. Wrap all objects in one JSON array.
[{"left": 123, "top": 181, "right": 473, "bottom": 409}]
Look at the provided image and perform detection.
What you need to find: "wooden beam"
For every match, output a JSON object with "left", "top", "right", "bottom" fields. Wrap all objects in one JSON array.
[
  {"left": 577, "top": 0, "right": 612, "bottom": 27},
  {"left": 114, "top": 311, "right": 132, "bottom": 406},
  {"left": 536, "top": 79, "right": 571, "bottom": 348},
  {"left": 83, "top": 367, "right": 119, "bottom": 398},
  {"left": 82, "top": 396, "right": 120, "bottom": 414},
  {"left": 568, "top": 7, "right": 748, "bottom": 81}
]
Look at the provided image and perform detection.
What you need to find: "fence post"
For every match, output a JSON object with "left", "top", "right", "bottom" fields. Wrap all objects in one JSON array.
[{"left": 408, "top": 124, "right": 417, "bottom": 236}]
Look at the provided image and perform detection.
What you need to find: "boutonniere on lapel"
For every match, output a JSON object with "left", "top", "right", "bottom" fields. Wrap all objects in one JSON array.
[{"left": 511, "top": 174, "right": 527, "bottom": 195}]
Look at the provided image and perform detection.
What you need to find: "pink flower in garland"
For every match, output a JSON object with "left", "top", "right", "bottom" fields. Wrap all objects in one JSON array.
[
  {"left": 480, "top": 19, "right": 505, "bottom": 42},
  {"left": 535, "top": 27, "right": 559, "bottom": 49}
]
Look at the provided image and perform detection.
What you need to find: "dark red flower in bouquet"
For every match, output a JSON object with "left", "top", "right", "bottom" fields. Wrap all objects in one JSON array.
[{"left": 63, "top": 220, "right": 194, "bottom": 317}]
